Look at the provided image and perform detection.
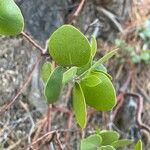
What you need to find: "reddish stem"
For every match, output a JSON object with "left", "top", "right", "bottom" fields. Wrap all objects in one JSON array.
[
  {"left": 125, "top": 93, "right": 150, "bottom": 133},
  {"left": 0, "top": 57, "right": 41, "bottom": 114},
  {"left": 21, "top": 32, "right": 46, "bottom": 54},
  {"left": 68, "top": 0, "right": 86, "bottom": 23}
]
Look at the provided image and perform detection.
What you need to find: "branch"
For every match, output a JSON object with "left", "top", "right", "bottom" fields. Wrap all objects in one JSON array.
[
  {"left": 24, "top": 129, "right": 77, "bottom": 150},
  {"left": 55, "top": 132, "right": 64, "bottom": 150},
  {"left": 67, "top": 0, "right": 86, "bottom": 23},
  {"left": 21, "top": 32, "right": 46, "bottom": 54},
  {"left": 73, "top": 0, "right": 86, "bottom": 18}
]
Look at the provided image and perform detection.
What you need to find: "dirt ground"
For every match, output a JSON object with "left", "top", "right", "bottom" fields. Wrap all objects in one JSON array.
[{"left": 0, "top": 0, "right": 150, "bottom": 149}]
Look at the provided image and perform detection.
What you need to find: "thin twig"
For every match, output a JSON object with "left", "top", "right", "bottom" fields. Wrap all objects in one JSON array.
[
  {"left": 55, "top": 132, "right": 64, "bottom": 150},
  {"left": 73, "top": 0, "right": 86, "bottom": 17},
  {"left": 31, "top": 117, "right": 47, "bottom": 149},
  {"left": 64, "top": 84, "right": 73, "bottom": 102},
  {"left": 21, "top": 32, "right": 46, "bottom": 54},
  {"left": 65, "top": 113, "right": 73, "bottom": 148},
  {"left": 119, "top": 71, "right": 132, "bottom": 93},
  {"left": 24, "top": 129, "right": 77, "bottom": 150},
  {"left": 6, "top": 138, "right": 24, "bottom": 150},
  {"left": 46, "top": 104, "right": 52, "bottom": 132},
  {"left": 125, "top": 93, "right": 150, "bottom": 133},
  {"left": 19, "top": 101, "right": 35, "bottom": 146},
  {"left": 68, "top": 0, "right": 86, "bottom": 23},
  {"left": 26, "top": 130, "right": 56, "bottom": 150},
  {"left": 0, "top": 57, "right": 42, "bottom": 114},
  {"left": 111, "top": 71, "right": 132, "bottom": 122},
  {"left": 135, "top": 79, "right": 150, "bottom": 102},
  {"left": 51, "top": 105, "right": 72, "bottom": 114}
]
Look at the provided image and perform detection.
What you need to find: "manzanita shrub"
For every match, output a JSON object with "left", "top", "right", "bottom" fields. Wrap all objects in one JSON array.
[
  {"left": 0, "top": 1, "right": 143, "bottom": 150},
  {"left": 0, "top": 0, "right": 117, "bottom": 128},
  {"left": 44, "top": 25, "right": 117, "bottom": 128},
  {"left": 80, "top": 129, "right": 142, "bottom": 150}
]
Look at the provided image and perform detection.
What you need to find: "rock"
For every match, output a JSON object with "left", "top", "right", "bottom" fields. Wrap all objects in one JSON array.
[{"left": 17, "top": 0, "right": 68, "bottom": 44}]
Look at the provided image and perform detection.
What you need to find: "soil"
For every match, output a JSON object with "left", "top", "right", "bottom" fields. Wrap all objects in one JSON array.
[{"left": 0, "top": 0, "right": 150, "bottom": 150}]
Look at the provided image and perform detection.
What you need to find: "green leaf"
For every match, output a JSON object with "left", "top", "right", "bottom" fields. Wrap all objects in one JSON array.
[
  {"left": 141, "top": 52, "right": 150, "bottom": 62},
  {"left": 73, "top": 82, "right": 87, "bottom": 128},
  {"left": 80, "top": 134, "right": 102, "bottom": 150},
  {"left": 88, "top": 49, "right": 117, "bottom": 73},
  {"left": 94, "top": 64, "right": 107, "bottom": 73},
  {"left": 95, "top": 128, "right": 101, "bottom": 135},
  {"left": 77, "top": 60, "right": 92, "bottom": 76},
  {"left": 98, "top": 145, "right": 116, "bottom": 150},
  {"left": 0, "top": 0, "right": 24, "bottom": 35},
  {"left": 134, "top": 140, "right": 142, "bottom": 150},
  {"left": 49, "top": 25, "right": 91, "bottom": 67},
  {"left": 91, "top": 61, "right": 113, "bottom": 80},
  {"left": 44, "top": 66, "right": 64, "bottom": 103},
  {"left": 81, "top": 75, "right": 101, "bottom": 87},
  {"left": 111, "top": 139, "right": 133, "bottom": 148},
  {"left": 92, "top": 70, "right": 112, "bottom": 80},
  {"left": 91, "top": 62, "right": 112, "bottom": 79},
  {"left": 99, "top": 130, "right": 120, "bottom": 146},
  {"left": 41, "top": 62, "right": 52, "bottom": 84},
  {"left": 80, "top": 72, "right": 116, "bottom": 111},
  {"left": 91, "top": 36, "right": 97, "bottom": 57},
  {"left": 63, "top": 67, "right": 77, "bottom": 84},
  {"left": 132, "top": 55, "right": 141, "bottom": 63}
]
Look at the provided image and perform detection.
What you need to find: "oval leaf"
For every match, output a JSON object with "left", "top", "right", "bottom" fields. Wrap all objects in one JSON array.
[
  {"left": 63, "top": 67, "right": 77, "bottom": 84},
  {"left": 98, "top": 145, "right": 116, "bottom": 150},
  {"left": 81, "top": 72, "right": 116, "bottom": 111},
  {"left": 0, "top": 0, "right": 24, "bottom": 35},
  {"left": 80, "top": 134, "right": 102, "bottom": 150},
  {"left": 73, "top": 82, "right": 87, "bottom": 128},
  {"left": 44, "top": 66, "right": 64, "bottom": 104},
  {"left": 77, "top": 60, "right": 92, "bottom": 76},
  {"left": 41, "top": 62, "right": 52, "bottom": 84},
  {"left": 111, "top": 139, "right": 133, "bottom": 148},
  {"left": 88, "top": 49, "right": 117, "bottom": 73},
  {"left": 94, "top": 64, "right": 107, "bottom": 73},
  {"left": 99, "top": 130, "right": 120, "bottom": 146},
  {"left": 49, "top": 25, "right": 91, "bottom": 67},
  {"left": 81, "top": 75, "right": 101, "bottom": 87},
  {"left": 134, "top": 140, "right": 142, "bottom": 150},
  {"left": 91, "top": 36, "right": 97, "bottom": 57},
  {"left": 92, "top": 70, "right": 112, "bottom": 80}
]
